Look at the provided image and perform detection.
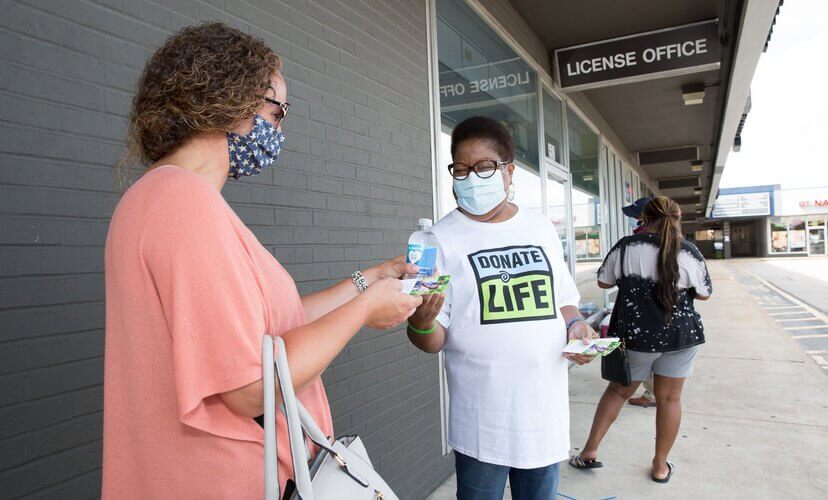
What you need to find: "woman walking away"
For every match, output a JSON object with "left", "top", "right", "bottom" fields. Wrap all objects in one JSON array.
[{"left": 569, "top": 196, "right": 712, "bottom": 483}]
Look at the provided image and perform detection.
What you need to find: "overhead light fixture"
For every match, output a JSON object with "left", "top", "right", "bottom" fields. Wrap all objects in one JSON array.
[
  {"left": 696, "top": 209, "right": 703, "bottom": 214},
  {"left": 639, "top": 146, "right": 699, "bottom": 165},
  {"left": 696, "top": 201, "right": 702, "bottom": 206},
  {"left": 690, "top": 160, "right": 704, "bottom": 172},
  {"left": 694, "top": 187, "right": 703, "bottom": 194},
  {"left": 682, "top": 83, "right": 706, "bottom": 106},
  {"left": 658, "top": 176, "right": 701, "bottom": 190},
  {"left": 583, "top": 174, "right": 594, "bottom": 182}
]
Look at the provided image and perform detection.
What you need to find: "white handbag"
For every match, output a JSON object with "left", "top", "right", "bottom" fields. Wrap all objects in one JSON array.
[{"left": 262, "top": 334, "right": 399, "bottom": 500}]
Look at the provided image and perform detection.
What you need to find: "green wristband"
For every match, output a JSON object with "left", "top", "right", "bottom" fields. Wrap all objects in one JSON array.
[{"left": 408, "top": 321, "right": 437, "bottom": 335}]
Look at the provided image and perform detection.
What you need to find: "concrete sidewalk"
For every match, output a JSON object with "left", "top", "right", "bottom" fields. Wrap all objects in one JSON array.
[{"left": 428, "top": 260, "right": 828, "bottom": 499}]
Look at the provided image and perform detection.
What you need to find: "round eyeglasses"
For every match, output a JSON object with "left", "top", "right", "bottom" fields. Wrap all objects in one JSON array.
[
  {"left": 448, "top": 160, "right": 509, "bottom": 180},
  {"left": 264, "top": 96, "right": 290, "bottom": 126}
]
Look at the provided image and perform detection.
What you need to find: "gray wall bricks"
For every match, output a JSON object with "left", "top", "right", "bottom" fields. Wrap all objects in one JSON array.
[{"left": 0, "top": 0, "right": 453, "bottom": 497}]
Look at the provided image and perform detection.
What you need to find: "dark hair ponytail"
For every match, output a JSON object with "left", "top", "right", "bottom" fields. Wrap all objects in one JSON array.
[{"left": 643, "top": 197, "right": 683, "bottom": 322}]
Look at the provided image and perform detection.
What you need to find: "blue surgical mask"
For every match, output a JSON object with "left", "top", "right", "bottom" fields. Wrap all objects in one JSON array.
[
  {"left": 227, "top": 114, "right": 285, "bottom": 179},
  {"left": 453, "top": 173, "right": 506, "bottom": 216}
]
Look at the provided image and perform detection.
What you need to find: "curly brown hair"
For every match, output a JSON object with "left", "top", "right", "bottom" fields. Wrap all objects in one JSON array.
[{"left": 119, "top": 22, "right": 280, "bottom": 182}]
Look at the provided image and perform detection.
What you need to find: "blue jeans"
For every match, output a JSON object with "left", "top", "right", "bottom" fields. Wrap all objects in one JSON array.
[{"left": 454, "top": 451, "right": 560, "bottom": 500}]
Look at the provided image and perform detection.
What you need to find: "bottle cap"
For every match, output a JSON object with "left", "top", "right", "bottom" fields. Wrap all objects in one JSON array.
[{"left": 418, "top": 218, "right": 433, "bottom": 228}]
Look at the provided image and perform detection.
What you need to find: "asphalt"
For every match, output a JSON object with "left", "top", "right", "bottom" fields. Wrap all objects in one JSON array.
[
  {"left": 427, "top": 260, "right": 828, "bottom": 499},
  {"left": 739, "top": 256, "right": 828, "bottom": 315}
]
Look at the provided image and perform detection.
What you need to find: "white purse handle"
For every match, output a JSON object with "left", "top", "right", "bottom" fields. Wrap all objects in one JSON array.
[{"left": 263, "top": 335, "right": 368, "bottom": 500}]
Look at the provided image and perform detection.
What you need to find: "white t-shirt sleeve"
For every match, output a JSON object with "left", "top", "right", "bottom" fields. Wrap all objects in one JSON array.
[
  {"left": 597, "top": 242, "right": 622, "bottom": 285},
  {"left": 549, "top": 226, "right": 580, "bottom": 308}
]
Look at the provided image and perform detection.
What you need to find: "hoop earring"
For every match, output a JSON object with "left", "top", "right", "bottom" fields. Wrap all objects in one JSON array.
[{"left": 507, "top": 183, "right": 515, "bottom": 201}]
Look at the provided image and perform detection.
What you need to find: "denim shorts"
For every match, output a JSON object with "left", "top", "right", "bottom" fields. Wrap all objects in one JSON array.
[{"left": 628, "top": 346, "right": 699, "bottom": 381}]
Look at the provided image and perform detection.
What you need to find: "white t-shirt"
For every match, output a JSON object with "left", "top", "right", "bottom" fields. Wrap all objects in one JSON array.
[
  {"left": 596, "top": 233, "right": 711, "bottom": 352},
  {"left": 431, "top": 206, "right": 580, "bottom": 468}
]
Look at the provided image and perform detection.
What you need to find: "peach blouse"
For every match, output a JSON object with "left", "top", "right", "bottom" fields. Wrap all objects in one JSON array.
[{"left": 103, "top": 166, "right": 332, "bottom": 498}]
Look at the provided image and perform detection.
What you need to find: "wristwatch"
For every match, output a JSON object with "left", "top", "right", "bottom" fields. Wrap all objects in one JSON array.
[{"left": 351, "top": 271, "right": 368, "bottom": 293}]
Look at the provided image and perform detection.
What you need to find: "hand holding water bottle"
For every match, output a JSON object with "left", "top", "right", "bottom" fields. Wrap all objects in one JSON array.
[
  {"left": 405, "top": 218, "right": 443, "bottom": 279},
  {"left": 364, "top": 255, "right": 420, "bottom": 282}
]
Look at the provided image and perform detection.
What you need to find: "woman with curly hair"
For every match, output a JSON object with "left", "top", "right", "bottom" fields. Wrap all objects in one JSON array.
[{"left": 102, "top": 22, "right": 421, "bottom": 498}]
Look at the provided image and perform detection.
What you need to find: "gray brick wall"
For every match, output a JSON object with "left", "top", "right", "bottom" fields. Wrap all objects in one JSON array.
[{"left": 0, "top": 0, "right": 453, "bottom": 497}]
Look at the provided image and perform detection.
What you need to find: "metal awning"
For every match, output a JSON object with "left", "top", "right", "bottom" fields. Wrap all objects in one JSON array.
[{"left": 508, "top": 0, "right": 781, "bottom": 224}]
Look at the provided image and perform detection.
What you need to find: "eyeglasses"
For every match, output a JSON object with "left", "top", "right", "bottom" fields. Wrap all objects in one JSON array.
[
  {"left": 264, "top": 96, "right": 290, "bottom": 125},
  {"left": 448, "top": 160, "right": 509, "bottom": 180}
]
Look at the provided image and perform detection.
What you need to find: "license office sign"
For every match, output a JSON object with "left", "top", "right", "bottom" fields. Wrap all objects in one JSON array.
[
  {"left": 554, "top": 19, "right": 721, "bottom": 92},
  {"left": 439, "top": 57, "right": 537, "bottom": 110}
]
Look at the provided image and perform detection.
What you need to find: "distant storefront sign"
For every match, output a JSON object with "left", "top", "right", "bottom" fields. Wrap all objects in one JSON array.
[
  {"left": 554, "top": 19, "right": 721, "bottom": 91},
  {"left": 777, "top": 187, "right": 828, "bottom": 216},
  {"left": 798, "top": 199, "right": 828, "bottom": 209},
  {"left": 711, "top": 192, "right": 771, "bottom": 218}
]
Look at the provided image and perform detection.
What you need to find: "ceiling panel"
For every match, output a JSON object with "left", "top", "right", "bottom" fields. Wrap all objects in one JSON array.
[{"left": 508, "top": 0, "right": 722, "bottom": 52}]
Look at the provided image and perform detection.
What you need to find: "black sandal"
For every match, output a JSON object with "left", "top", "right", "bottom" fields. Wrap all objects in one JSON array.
[
  {"left": 651, "top": 461, "right": 674, "bottom": 483},
  {"left": 569, "top": 455, "right": 603, "bottom": 469}
]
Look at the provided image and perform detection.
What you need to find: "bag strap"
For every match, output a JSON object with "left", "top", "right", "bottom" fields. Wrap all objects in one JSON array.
[
  {"left": 263, "top": 335, "right": 370, "bottom": 500},
  {"left": 264, "top": 335, "right": 315, "bottom": 500},
  {"left": 263, "top": 335, "right": 278, "bottom": 500}
]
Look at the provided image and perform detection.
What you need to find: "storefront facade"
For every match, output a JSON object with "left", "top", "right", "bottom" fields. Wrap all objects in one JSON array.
[
  {"left": 708, "top": 185, "right": 828, "bottom": 258},
  {"left": 0, "top": 0, "right": 779, "bottom": 497},
  {"left": 769, "top": 187, "right": 828, "bottom": 256}
]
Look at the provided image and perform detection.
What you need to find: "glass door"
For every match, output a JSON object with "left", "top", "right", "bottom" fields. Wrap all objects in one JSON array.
[
  {"left": 808, "top": 226, "right": 826, "bottom": 255},
  {"left": 545, "top": 162, "right": 574, "bottom": 276}
]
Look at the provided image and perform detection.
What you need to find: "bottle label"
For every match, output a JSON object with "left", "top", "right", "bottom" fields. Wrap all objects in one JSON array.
[{"left": 407, "top": 244, "right": 437, "bottom": 276}]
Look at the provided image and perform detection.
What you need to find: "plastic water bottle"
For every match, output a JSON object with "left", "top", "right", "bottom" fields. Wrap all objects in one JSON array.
[{"left": 405, "top": 218, "right": 441, "bottom": 279}]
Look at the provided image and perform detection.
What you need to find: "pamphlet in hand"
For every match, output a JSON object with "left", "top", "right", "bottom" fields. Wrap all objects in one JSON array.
[
  {"left": 562, "top": 337, "right": 621, "bottom": 357},
  {"left": 400, "top": 275, "right": 451, "bottom": 296}
]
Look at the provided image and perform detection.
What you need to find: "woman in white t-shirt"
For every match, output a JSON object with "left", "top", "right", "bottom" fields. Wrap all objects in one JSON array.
[{"left": 407, "top": 116, "right": 596, "bottom": 500}]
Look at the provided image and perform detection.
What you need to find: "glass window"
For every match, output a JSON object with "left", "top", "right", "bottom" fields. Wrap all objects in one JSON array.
[
  {"left": 603, "top": 149, "right": 615, "bottom": 243},
  {"left": 623, "top": 168, "right": 633, "bottom": 205},
  {"left": 568, "top": 108, "right": 602, "bottom": 306},
  {"left": 568, "top": 108, "right": 600, "bottom": 205},
  {"left": 621, "top": 167, "right": 636, "bottom": 236},
  {"left": 542, "top": 90, "right": 564, "bottom": 164},
  {"left": 435, "top": 0, "right": 541, "bottom": 219},
  {"left": 770, "top": 217, "right": 789, "bottom": 253},
  {"left": 632, "top": 174, "right": 640, "bottom": 200},
  {"left": 807, "top": 216, "right": 826, "bottom": 228},
  {"left": 695, "top": 230, "right": 715, "bottom": 241},
  {"left": 789, "top": 217, "right": 806, "bottom": 252},
  {"left": 512, "top": 166, "right": 543, "bottom": 214}
]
